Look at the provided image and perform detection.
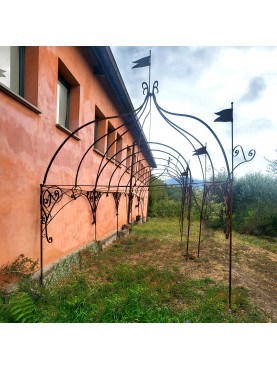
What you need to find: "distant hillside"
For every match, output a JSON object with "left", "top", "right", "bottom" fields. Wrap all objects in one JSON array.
[{"left": 164, "top": 178, "right": 203, "bottom": 185}]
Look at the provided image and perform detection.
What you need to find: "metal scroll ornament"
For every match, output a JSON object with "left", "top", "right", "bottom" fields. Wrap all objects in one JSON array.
[
  {"left": 233, "top": 145, "right": 256, "bottom": 172},
  {"left": 112, "top": 192, "right": 122, "bottom": 215},
  {"left": 84, "top": 190, "right": 103, "bottom": 224},
  {"left": 41, "top": 186, "right": 63, "bottom": 243},
  {"left": 142, "top": 82, "right": 149, "bottom": 96},
  {"left": 141, "top": 81, "right": 159, "bottom": 96},
  {"left": 41, "top": 186, "right": 82, "bottom": 243}
]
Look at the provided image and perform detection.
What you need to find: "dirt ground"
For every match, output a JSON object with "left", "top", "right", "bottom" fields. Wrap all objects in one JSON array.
[
  {"left": 232, "top": 243, "right": 277, "bottom": 322},
  {"left": 116, "top": 227, "right": 277, "bottom": 322}
]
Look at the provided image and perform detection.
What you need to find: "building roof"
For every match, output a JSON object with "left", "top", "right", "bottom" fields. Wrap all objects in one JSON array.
[{"left": 91, "top": 46, "right": 156, "bottom": 168}]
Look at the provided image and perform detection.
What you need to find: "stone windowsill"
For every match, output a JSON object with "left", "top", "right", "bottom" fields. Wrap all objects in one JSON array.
[
  {"left": 0, "top": 82, "right": 41, "bottom": 114},
  {"left": 56, "top": 124, "right": 80, "bottom": 141}
]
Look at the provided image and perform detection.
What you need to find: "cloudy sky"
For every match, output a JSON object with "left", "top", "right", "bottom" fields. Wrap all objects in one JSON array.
[
  {"left": 111, "top": 46, "right": 277, "bottom": 180},
  {"left": 3, "top": 3, "right": 277, "bottom": 182}
]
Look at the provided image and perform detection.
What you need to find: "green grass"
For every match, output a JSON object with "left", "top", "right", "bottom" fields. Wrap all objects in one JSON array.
[
  {"left": 0, "top": 218, "right": 270, "bottom": 323},
  {"left": 1, "top": 264, "right": 265, "bottom": 323},
  {"left": 234, "top": 232, "right": 277, "bottom": 253}
]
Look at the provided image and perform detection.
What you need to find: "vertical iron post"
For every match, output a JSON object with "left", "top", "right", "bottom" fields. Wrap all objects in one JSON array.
[
  {"left": 180, "top": 176, "right": 186, "bottom": 242},
  {"left": 198, "top": 142, "right": 207, "bottom": 255},
  {"left": 145, "top": 169, "right": 151, "bottom": 222},
  {"left": 198, "top": 184, "right": 207, "bottom": 257},
  {"left": 114, "top": 193, "right": 119, "bottom": 238},
  {"left": 127, "top": 142, "right": 136, "bottom": 224},
  {"left": 204, "top": 142, "right": 207, "bottom": 182},
  {"left": 228, "top": 102, "right": 234, "bottom": 310},
  {"left": 116, "top": 211, "right": 119, "bottom": 237},
  {"left": 185, "top": 185, "right": 192, "bottom": 260},
  {"left": 40, "top": 184, "right": 43, "bottom": 284},
  {"left": 148, "top": 50, "right": 152, "bottom": 142}
]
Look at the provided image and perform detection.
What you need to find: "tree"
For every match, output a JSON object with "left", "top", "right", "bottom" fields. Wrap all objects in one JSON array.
[
  {"left": 265, "top": 150, "right": 277, "bottom": 175},
  {"left": 232, "top": 173, "right": 277, "bottom": 236},
  {"left": 204, "top": 171, "right": 277, "bottom": 236}
]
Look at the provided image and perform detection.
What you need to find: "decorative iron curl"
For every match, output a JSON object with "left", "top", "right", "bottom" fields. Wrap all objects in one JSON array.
[
  {"left": 70, "top": 186, "right": 82, "bottom": 200},
  {"left": 142, "top": 81, "right": 159, "bottom": 96},
  {"left": 112, "top": 192, "right": 122, "bottom": 215},
  {"left": 41, "top": 185, "right": 87, "bottom": 243},
  {"left": 41, "top": 186, "right": 64, "bottom": 243},
  {"left": 206, "top": 165, "right": 226, "bottom": 175},
  {"left": 84, "top": 190, "right": 103, "bottom": 224},
  {"left": 152, "top": 80, "right": 159, "bottom": 95},
  {"left": 142, "top": 82, "right": 149, "bottom": 96},
  {"left": 233, "top": 145, "right": 256, "bottom": 172},
  {"left": 41, "top": 210, "right": 53, "bottom": 243},
  {"left": 42, "top": 187, "right": 63, "bottom": 208},
  {"left": 206, "top": 165, "right": 226, "bottom": 173}
]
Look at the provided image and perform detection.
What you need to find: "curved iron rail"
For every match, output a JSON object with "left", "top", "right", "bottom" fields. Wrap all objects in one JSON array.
[
  {"left": 150, "top": 81, "right": 231, "bottom": 178},
  {"left": 43, "top": 93, "right": 150, "bottom": 185}
]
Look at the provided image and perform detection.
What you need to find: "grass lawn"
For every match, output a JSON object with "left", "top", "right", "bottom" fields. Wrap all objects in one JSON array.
[{"left": 0, "top": 218, "right": 273, "bottom": 323}]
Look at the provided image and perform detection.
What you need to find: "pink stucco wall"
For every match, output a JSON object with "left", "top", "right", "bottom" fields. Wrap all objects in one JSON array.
[{"left": 0, "top": 46, "right": 150, "bottom": 268}]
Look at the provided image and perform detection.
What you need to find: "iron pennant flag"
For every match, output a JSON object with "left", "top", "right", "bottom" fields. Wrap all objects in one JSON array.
[
  {"left": 0, "top": 68, "right": 6, "bottom": 77},
  {"left": 132, "top": 56, "right": 151, "bottom": 69},
  {"left": 192, "top": 147, "right": 207, "bottom": 156},
  {"left": 214, "top": 108, "right": 233, "bottom": 122}
]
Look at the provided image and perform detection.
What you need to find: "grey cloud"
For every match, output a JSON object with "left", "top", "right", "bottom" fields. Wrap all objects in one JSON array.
[
  {"left": 111, "top": 46, "right": 221, "bottom": 87},
  {"left": 249, "top": 118, "right": 273, "bottom": 130},
  {"left": 235, "top": 117, "right": 273, "bottom": 136},
  {"left": 152, "top": 46, "right": 220, "bottom": 82},
  {"left": 240, "top": 76, "right": 266, "bottom": 103},
  {"left": 111, "top": 46, "right": 151, "bottom": 69}
]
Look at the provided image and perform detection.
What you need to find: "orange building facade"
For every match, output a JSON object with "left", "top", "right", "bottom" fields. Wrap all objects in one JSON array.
[{"left": 0, "top": 46, "right": 155, "bottom": 274}]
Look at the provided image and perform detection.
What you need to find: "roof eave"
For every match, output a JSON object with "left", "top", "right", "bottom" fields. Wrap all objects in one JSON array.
[{"left": 91, "top": 46, "right": 156, "bottom": 168}]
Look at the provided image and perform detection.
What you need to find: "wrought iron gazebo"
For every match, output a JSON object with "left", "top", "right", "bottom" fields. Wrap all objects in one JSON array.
[{"left": 40, "top": 57, "right": 256, "bottom": 309}]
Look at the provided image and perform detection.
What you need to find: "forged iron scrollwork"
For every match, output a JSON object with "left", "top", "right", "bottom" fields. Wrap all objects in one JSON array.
[
  {"left": 152, "top": 80, "right": 159, "bottom": 95},
  {"left": 41, "top": 186, "right": 62, "bottom": 243},
  {"left": 41, "top": 186, "right": 82, "bottom": 243},
  {"left": 112, "top": 192, "right": 122, "bottom": 215},
  {"left": 128, "top": 192, "right": 134, "bottom": 218},
  {"left": 142, "top": 82, "right": 149, "bottom": 96},
  {"left": 233, "top": 145, "right": 256, "bottom": 172},
  {"left": 84, "top": 190, "right": 103, "bottom": 224},
  {"left": 141, "top": 81, "right": 159, "bottom": 96},
  {"left": 71, "top": 186, "right": 82, "bottom": 200},
  {"left": 206, "top": 165, "right": 226, "bottom": 175},
  {"left": 135, "top": 195, "right": 141, "bottom": 210}
]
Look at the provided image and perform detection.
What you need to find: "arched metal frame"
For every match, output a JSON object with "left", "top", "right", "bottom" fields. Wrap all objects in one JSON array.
[
  {"left": 146, "top": 81, "right": 255, "bottom": 309},
  {"left": 40, "top": 78, "right": 256, "bottom": 310}
]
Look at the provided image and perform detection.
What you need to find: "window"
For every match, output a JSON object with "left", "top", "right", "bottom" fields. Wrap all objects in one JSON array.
[
  {"left": 0, "top": 46, "right": 40, "bottom": 112},
  {"left": 0, "top": 46, "right": 24, "bottom": 96},
  {"left": 56, "top": 75, "right": 70, "bottom": 128},
  {"left": 116, "top": 133, "right": 123, "bottom": 163},
  {"left": 126, "top": 146, "right": 132, "bottom": 169},
  {"left": 94, "top": 108, "right": 106, "bottom": 153},
  {"left": 106, "top": 123, "right": 116, "bottom": 158},
  {"left": 94, "top": 120, "right": 98, "bottom": 146},
  {"left": 56, "top": 59, "right": 80, "bottom": 133}
]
